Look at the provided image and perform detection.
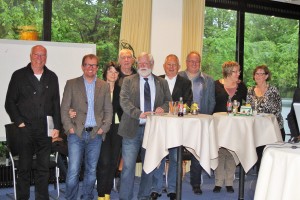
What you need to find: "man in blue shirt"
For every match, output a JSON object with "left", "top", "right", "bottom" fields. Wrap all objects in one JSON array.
[
  {"left": 61, "top": 54, "right": 113, "bottom": 200},
  {"left": 178, "top": 51, "right": 216, "bottom": 195}
]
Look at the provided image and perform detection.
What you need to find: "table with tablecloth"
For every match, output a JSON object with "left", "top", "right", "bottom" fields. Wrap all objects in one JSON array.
[
  {"left": 254, "top": 143, "right": 300, "bottom": 200},
  {"left": 213, "top": 112, "right": 283, "bottom": 199},
  {"left": 142, "top": 113, "right": 219, "bottom": 175}
]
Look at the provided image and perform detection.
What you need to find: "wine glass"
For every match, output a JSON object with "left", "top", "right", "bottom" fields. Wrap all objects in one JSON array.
[{"left": 233, "top": 100, "right": 240, "bottom": 114}]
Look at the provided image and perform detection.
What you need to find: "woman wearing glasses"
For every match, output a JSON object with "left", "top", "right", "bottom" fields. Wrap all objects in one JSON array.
[
  {"left": 213, "top": 61, "right": 247, "bottom": 194},
  {"left": 246, "top": 65, "right": 285, "bottom": 172}
]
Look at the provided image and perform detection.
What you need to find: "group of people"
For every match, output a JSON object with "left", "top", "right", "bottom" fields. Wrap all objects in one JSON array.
[{"left": 4, "top": 44, "right": 294, "bottom": 200}]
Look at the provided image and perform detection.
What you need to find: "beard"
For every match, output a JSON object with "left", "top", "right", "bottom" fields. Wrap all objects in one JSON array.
[{"left": 138, "top": 68, "right": 152, "bottom": 77}]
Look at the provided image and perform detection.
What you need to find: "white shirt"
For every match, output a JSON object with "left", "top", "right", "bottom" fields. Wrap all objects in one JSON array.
[{"left": 164, "top": 75, "right": 177, "bottom": 95}]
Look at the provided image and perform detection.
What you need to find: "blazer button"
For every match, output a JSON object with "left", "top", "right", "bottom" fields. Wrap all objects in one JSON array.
[{"left": 82, "top": 122, "right": 84, "bottom": 125}]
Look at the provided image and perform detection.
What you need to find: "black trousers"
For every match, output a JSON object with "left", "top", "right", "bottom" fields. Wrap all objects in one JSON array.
[
  {"left": 17, "top": 127, "right": 51, "bottom": 200},
  {"left": 96, "top": 124, "right": 122, "bottom": 196}
]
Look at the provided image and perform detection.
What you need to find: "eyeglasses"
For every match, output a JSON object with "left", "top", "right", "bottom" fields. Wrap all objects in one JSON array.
[
  {"left": 83, "top": 63, "right": 98, "bottom": 68},
  {"left": 232, "top": 70, "right": 241, "bottom": 74},
  {"left": 255, "top": 72, "right": 266, "bottom": 76},
  {"left": 187, "top": 60, "right": 200, "bottom": 65},
  {"left": 32, "top": 53, "right": 46, "bottom": 58}
]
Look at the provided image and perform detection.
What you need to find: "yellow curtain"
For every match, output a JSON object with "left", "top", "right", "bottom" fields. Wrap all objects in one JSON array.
[
  {"left": 181, "top": 0, "right": 205, "bottom": 70},
  {"left": 119, "top": 0, "right": 152, "bottom": 57}
]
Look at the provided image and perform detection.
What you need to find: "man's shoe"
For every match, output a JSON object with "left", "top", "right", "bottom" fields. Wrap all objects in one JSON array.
[
  {"left": 167, "top": 193, "right": 176, "bottom": 200},
  {"left": 150, "top": 192, "right": 161, "bottom": 200},
  {"left": 192, "top": 186, "right": 202, "bottom": 195},
  {"left": 213, "top": 186, "right": 221, "bottom": 193},
  {"left": 226, "top": 186, "right": 234, "bottom": 193}
]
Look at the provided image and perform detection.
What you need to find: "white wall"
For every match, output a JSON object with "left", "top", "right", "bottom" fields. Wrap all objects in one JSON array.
[
  {"left": 151, "top": 0, "right": 183, "bottom": 76},
  {"left": 0, "top": 39, "right": 96, "bottom": 141}
]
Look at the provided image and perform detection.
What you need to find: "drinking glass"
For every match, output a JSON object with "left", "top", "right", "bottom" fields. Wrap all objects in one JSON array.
[
  {"left": 169, "top": 101, "right": 178, "bottom": 115},
  {"left": 233, "top": 100, "right": 240, "bottom": 114}
]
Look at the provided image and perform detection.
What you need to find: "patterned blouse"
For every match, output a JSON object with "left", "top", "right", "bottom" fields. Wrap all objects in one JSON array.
[{"left": 247, "top": 85, "right": 284, "bottom": 129}]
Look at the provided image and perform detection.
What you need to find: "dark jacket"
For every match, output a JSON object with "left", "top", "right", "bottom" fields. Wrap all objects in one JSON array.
[
  {"left": 118, "top": 74, "right": 172, "bottom": 139},
  {"left": 287, "top": 88, "right": 300, "bottom": 137},
  {"left": 5, "top": 63, "right": 61, "bottom": 131},
  {"left": 112, "top": 82, "right": 123, "bottom": 124},
  {"left": 159, "top": 75, "right": 193, "bottom": 106}
]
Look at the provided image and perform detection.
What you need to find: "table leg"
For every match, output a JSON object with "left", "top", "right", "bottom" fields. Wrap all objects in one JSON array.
[
  {"left": 176, "top": 146, "right": 183, "bottom": 200},
  {"left": 238, "top": 165, "right": 245, "bottom": 200}
]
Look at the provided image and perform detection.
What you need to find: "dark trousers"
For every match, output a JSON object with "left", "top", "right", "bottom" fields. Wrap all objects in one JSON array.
[
  {"left": 17, "top": 127, "right": 51, "bottom": 200},
  {"left": 190, "top": 155, "right": 203, "bottom": 187},
  {"left": 96, "top": 124, "right": 122, "bottom": 196}
]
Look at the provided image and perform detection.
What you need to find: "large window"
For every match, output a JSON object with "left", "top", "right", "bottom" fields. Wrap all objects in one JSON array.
[
  {"left": 0, "top": 0, "right": 122, "bottom": 69},
  {"left": 51, "top": 0, "right": 122, "bottom": 68},
  {"left": 0, "top": 1, "right": 43, "bottom": 39},
  {"left": 244, "top": 13, "right": 298, "bottom": 98},
  {"left": 202, "top": 7, "right": 237, "bottom": 80}
]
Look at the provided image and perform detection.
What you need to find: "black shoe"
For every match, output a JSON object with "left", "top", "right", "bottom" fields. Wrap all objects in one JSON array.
[
  {"left": 213, "top": 186, "right": 221, "bottom": 193},
  {"left": 192, "top": 185, "right": 202, "bottom": 195},
  {"left": 226, "top": 186, "right": 234, "bottom": 193},
  {"left": 150, "top": 192, "right": 161, "bottom": 200},
  {"left": 167, "top": 193, "right": 176, "bottom": 200}
]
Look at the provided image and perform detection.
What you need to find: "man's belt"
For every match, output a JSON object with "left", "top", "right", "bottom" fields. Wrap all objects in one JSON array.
[{"left": 84, "top": 127, "right": 93, "bottom": 132}]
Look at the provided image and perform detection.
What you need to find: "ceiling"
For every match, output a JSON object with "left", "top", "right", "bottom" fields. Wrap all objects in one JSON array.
[{"left": 273, "top": 0, "right": 300, "bottom": 5}]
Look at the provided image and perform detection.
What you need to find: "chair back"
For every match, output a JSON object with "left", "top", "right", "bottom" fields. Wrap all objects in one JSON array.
[{"left": 5, "top": 123, "right": 20, "bottom": 157}]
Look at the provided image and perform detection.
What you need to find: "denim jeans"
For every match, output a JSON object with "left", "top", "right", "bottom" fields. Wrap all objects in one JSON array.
[
  {"left": 65, "top": 131, "right": 102, "bottom": 200},
  {"left": 152, "top": 147, "right": 178, "bottom": 194},
  {"left": 190, "top": 155, "right": 203, "bottom": 187},
  {"left": 119, "top": 126, "right": 151, "bottom": 200}
]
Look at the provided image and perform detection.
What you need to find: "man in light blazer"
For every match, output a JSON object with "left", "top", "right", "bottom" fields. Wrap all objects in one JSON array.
[
  {"left": 150, "top": 54, "right": 193, "bottom": 200},
  {"left": 178, "top": 51, "right": 216, "bottom": 195},
  {"left": 118, "top": 52, "right": 172, "bottom": 200},
  {"left": 61, "top": 54, "right": 113, "bottom": 200}
]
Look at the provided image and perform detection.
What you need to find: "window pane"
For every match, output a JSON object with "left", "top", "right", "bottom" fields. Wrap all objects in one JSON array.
[
  {"left": 0, "top": 0, "right": 43, "bottom": 40},
  {"left": 244, "top": 13, "right": 298, "bottom": 98},
  {"left": 51, "top": 0, "right": 123, "bottom": 69},
  {"left": 203, "top": 7, "right": 237, "bottom": 80}
]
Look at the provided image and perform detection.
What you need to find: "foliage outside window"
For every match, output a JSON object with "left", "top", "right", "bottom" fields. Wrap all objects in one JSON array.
[
  {"left": 243, "top": 13, "right": 298, "bottom": 98},
  {"left": 0, "top": 0, "right": 123, "bottom": 79},
  {"left": 202, "top": 8, "right": 236, "bottom": 80}
]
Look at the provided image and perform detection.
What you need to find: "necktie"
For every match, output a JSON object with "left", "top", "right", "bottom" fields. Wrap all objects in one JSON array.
[{"left": 144, "top": 78, "right": 151, "bottom": 112}]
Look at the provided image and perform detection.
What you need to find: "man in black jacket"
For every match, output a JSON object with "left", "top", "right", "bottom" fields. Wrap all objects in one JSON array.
[
  {"left": 150, "top": 54, "right": 193, "bottom": 200},
  {"left": 5, "top": 45, "right": 61, "bottom": 200}
]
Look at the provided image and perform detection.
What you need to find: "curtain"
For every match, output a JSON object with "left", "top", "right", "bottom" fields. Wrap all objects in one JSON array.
[
  {"left": 181, "top": 0, "right": 205, "bottom": 70},
  {"left": 119, "top": 0, "right": 152, "bottom": 58}
]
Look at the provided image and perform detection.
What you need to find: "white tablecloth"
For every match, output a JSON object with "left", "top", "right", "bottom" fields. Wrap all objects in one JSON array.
[
  {"left": 254, "top": 143, "right": 300, "bottom": 200},
  {"left": 213, "top": 112, "right": 283, "bottom": 172},
  {"left": 142, "top": 113, "right": 219, "bottom": 174}
]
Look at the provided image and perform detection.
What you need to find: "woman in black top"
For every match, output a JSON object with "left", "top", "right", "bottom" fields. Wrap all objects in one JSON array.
[{"left": 213, "top": 61, "right": 247, "bottom": 193}]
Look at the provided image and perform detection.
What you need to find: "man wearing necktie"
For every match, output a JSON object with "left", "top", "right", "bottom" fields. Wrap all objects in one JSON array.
[{"left": 118, "top": 52, "right": 172, "bottom": 200}]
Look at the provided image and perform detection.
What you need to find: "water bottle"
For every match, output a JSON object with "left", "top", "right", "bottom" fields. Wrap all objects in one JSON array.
[
  {"left": 227, "top": 96, "right": 233, "bottom": 114},
  {"left": 178, "top": 97, "right": 184, "bottom": 117}
]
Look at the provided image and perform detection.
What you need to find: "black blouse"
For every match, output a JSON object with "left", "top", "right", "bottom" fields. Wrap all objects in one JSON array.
[{"left": 214, "top": 80, "right": 247, "bottom": 113}]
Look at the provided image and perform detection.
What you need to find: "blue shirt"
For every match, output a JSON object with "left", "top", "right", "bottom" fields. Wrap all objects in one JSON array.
[{"left": 83, "top": 76, "right": 97, "bottom": 127}]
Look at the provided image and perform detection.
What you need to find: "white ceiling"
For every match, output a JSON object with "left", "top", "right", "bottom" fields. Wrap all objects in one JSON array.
[{"left": 273, "top": 0, "right": 300, "bottom": 5}]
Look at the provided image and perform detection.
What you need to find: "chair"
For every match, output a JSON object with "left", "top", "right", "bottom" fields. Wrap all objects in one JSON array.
[{"left": 5, "top": 123, "right": 60, "bottom": 200}]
